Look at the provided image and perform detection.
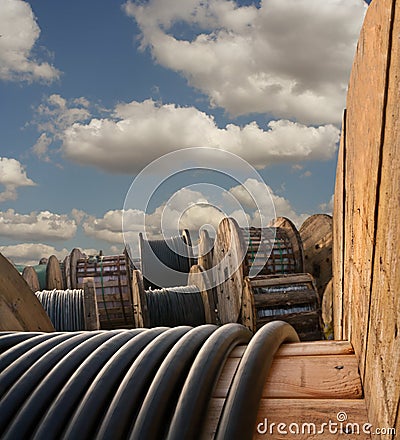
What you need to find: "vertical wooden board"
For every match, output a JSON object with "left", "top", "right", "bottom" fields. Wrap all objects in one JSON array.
[
  {"left": 131, "top": 269, "right": 149, "bottom": 327},
  {"left": 70, "top": 248, "right": 84, "bottom": 289},
  {"left": 321, "top": 279, "right": 333, "bottom": 340},
  {"left": 0, "top": 253, "right": 54, "bottom": 332},
  {"left": 333, "top": 111, "right": 345, "bottom": 341},
  {"left": 240, "top": 277, "right": 256, "bottom": 333},
  {"left": 188, "top": 264, "right": 217, "bottom": 324},
  {"left": 212, "top": 218, "right": 247, "bottom": 324},
  {"left": 82, "top": 277, "right": 100, "bottom": 330},
  {"left": 363, "top": 0, "right": 400, "bottom": 435},
  {"left": 300, "top": 214, "right": 333, "bottom": 299},
  {"left": 342, "top": 0, "right": 394, "bottom": 377},
  {"left": 198, "top": 229, "right": 214, "bottom": 272}
]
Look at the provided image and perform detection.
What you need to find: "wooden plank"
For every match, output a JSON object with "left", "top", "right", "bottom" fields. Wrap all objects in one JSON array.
[
  {"left": 0, "top": 253, "right": 54, "bottom": 332},
  {"left": 363, "top": 0, "right": 400, "bottom": 435},
  {"left": 230, "top": 341, "right": 354, "bottom": 358},
  {"left": 333, "top": 109, "right": 346, "bottom": 341},
  {"left": 198, "top": 229, "right": 214, "bottom": 272},
  {"left": 70, "top": 248, "right": 84, "bottom": 289},
  {"left": 188, "top": 264, "right": 217, "bottom": 324},
  {"left": 321, "top": 279, "right": 333, "bottom": 339},
  {"left": 300, "top": 214, "right": 333, "bottom": 299},
  {"left": 82, "top": 277, "right": 100, "bottom": 330},
  {"left": 213, "top": 217, "right": 247, "bottom": 324},
  {"left": 254, "top": 399, "right": 371, "bottom": 439},
  {"left": 253, "top": 290, "right": 317, "bottom": 308},
  {"left": 342, "top": 0, "right": 394, "bottom": 378},
  {"left": 240, "top": 277, "right": 256, "bottom": 332},
  {"left": 213, "top": 354, "right": 362, "bottom": 399},
  {"left": 131, "top": 269, "right": 149, "bottom": 327},
  {"left": 250, "top": 274, "right": 314, "bottom": 287}
]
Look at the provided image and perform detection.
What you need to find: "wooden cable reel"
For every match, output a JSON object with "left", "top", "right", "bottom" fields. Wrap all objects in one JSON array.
[
  {"left": 0, "top": 253, "right": 54, "bottom": 332},
  {"left": 76, "top": 254, "right": 134, "bottom": 330},
  {"left": 241, "top": 273, "right": 323, "bottom": 341},
  {"left": 131, "top": 264, "right": 217, "bottom": 328},
  {"left": 300, "top": 214, "right": 333, "bottom": 299}
]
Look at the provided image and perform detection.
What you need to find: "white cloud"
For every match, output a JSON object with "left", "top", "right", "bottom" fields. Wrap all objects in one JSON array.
[
  {"left": 125, "top": 0, "right": 366, "bottom": 125},
  {"left": 0, "top": 157, "right": 36, "bottom": 202},
  {"left": 319, "top": 194, "right": 334, "bottom": 214},
  {"left": 61, "top": 99, "right": 339, "bottom": 173},
  {"left": 0, "top": 209, "right": 77, "bottom": 241},
  {"left": 0, "top": 0, "right": 60, "bottom": 82},
  {"left": 32, "top": 133, "right": 52, "bottom": 161}
]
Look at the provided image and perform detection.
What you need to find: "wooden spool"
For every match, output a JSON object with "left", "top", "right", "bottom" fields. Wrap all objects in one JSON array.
[
  {"left": 0, "top": 253, "right": 54, "bottom": 332},
  {"left": 76, "top": 254, "right": 134, "bottom": 330},
  {"left": 241, "top": 273, "right": 322, "bottom": 341},
  {"left": 46, "top": 255, "right": 64, "bottom": 290},
  {"left": 62, "top": 253, "right": 71, "bottom": 290},
  {"left": 197, "top": 229, "right": 214, "bottom": 271},
  {"left": 269, "top": 217, "right": 304, "bottom": 273},
  {"left": 21, "top": 266, "right": 40, "bottom": 292},
  {"left": 212, "top": 217, "right": 247, "bottom": 324},
  {"left": 69, "top": 248, "right": 85, "bottom": 289},
  {"left": 242, "top": 227, "right": 300, "bottom": 277},
  {"left": 131, "top": 265, "right": 216, "bottom": 328},
  {"left": 300, "top": 214, "right": 332, "bottom": 299}
]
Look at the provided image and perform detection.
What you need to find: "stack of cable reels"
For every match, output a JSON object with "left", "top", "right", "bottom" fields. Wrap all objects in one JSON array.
[
  {"left": 240, "top": 273, "right": 323, "bottom": 341},
  {"left": 131, "top": 264, "right": 217, "bottom": 328},
  {"left": 139, "top": 230, "right": 196, "bottom": 290},
  {"left": 76, "top": 254, "right": 134, "bottom": 330}
]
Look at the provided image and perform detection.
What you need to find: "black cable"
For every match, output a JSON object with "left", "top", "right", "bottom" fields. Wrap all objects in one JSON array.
[
  {"left": 166, "top": 323, "right": 252, "bottom": 440},
  {"left": 145, "top": 285, "right": 205, "bottom": 327},
  {"left": 130, "top": 324, "right": 217, "bottom": 440},
  {"left": 95, "top": 326, "right": 192, "bottom": 440},
  {"left": 0, "top": 332, "right": 45, "bottom": 354},
  {"left": 215, "top": 320, "right": 300, "bottom": 440},
  {"left": 2, "top": 331, "right": 133, "bottom": 440},
  {"left": 35, "top": 329, "right": 161, "bottom": 440},
  {"left": 0, "top": 331, "right": 105, "bottom": 434}
]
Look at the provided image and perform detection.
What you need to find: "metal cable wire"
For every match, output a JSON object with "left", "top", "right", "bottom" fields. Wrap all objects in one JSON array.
[{"left": 35, "top": 289, "right": 86, "bottom": 331}]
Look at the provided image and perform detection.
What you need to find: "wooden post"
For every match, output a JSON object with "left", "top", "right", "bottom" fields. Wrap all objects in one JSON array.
[{"left": 82, "top": 277, "right": 100, "bottom": 330}]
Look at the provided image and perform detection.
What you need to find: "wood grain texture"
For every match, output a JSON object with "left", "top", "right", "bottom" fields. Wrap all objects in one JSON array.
[
  {"left": 300, "top": 214, "right": 333, "bottom": 299},
  {"left": 188, "top": 264, "right": 217, "bottom": 324},
  {"left": 0, "top": 253, "right": 54, "bottom": 332},
  {"left": 131, "top": 269, "right": 149, "bottom": 328},
  {"left": 22, "top": 266, "right": 40, "bottom": 292},
  {"left": 198, "top": 229, "right": 214, "bottom": 272},
  {"left": 82, "top": 277, "right": 100, "bottom": 330},
  {"left": 46, "top": 255, "right": 64, "bottom": 290}
]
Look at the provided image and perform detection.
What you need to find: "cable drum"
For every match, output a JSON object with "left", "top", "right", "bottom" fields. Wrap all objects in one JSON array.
[
  {"left": 139, "top": 230, "right": 195, "bottom": 289},
  {"left": 0, "top": 321, "right": 299, "bottom": 440},
  {"left": 35, "top": 290, "right": 85, "bottom": 331}
]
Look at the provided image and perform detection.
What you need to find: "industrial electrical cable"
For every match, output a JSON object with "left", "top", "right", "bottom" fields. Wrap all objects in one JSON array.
[
  {"left": 130, "top": 325, "right": 217, "bottom": 440},
  {"left": 166, "top": 323, "right": 252, "bottom": 440},
  {"left": 145, "top": 285, "right": 205, "bottom": 327},
  {"left": 215, "top": 320, "right": 300, "bottom": 440},
  {"left": 35, "top": 289, "right": 86, "bottom": 331},
  {"left": 2, "top": 331, "right": 134, "bottom": 440}
]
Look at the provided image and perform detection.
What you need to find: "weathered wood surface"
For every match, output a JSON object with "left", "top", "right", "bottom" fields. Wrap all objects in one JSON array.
[
  {"left": 198, "top": 229, "right": 214, "bottom": 272},
  {"left": 188, "top": 264, "right": 217, "bottom": 324},
  {"left": 270, "top": 217, "right": 304, "bottom": 273},
  {"left": 321, "top": 278, "right": 333, "bottom": 339},
  {"left": 132, "top": 269, "right": 149, "bottom": 328},
  {"left": 300, "top": 214, "right": 333, "bottom": 299},
  {"left": 69, "top": 248, "right": 84, "bottom": 289},
  {"left": 46, "top": 255, "right": 64, "bottom": 290},
  {"left": 333, "top": 0, "right": 400, "bottom": 437},
  {"left": 22, "top": 266, "right": 40, "bottom": 292},
  {"left": 212, "top": 217, "right": 247, "bottom": 324},
  {"left": 0, "top": 253, "right": 54, "bottom": 332},
  {"left": 82, "top": 277, "right": 100, "bottom": 330}
]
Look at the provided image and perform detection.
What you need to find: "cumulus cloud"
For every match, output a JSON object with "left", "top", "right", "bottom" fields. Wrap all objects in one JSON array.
[
  {"left": 61, "top": 99, "right": 339, "bottom": 173},
  {"left": 0, "top": 0, "right": 60, "bottom": 82},
  {"left": 319, "top": 194, "right": 334, "bottom": 214},
  {"left": 124, "top": 0, "right": 366, "bottom": 124},
  {"left": 0, "top": 157, "right": 36, "bottom": 202},
  {"left": 0, "top": 209, "right": 77, "bottom": 241}
]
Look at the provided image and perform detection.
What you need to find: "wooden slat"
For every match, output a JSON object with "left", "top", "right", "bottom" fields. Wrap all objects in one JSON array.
[
  {"left": 253, "top": 290, "right": 317, "bottom": 308},
  {"left": 82, "top": 277, "right": 100, "bottom": 330},
  {"left": 250, "top": 274, "right": 313, "bottom": 287},
  {"left": 213, "top": 354, "right": 362, "bottom": 400},
  {"left": 230, "top": 341, "right": 354, "bottom": 358}
]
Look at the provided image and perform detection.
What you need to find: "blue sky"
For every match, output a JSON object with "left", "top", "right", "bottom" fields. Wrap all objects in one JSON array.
[{"left": 0, "top": 0, "right": 368, "bottom": 264}]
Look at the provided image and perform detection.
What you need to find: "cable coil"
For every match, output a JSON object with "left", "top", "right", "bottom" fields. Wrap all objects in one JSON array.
[
  {"left": 35, "top": 290, "right": 85, "bottom": 331},
  {"left": 0, "top": 321, "right": 299, "bottom": 440}
]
